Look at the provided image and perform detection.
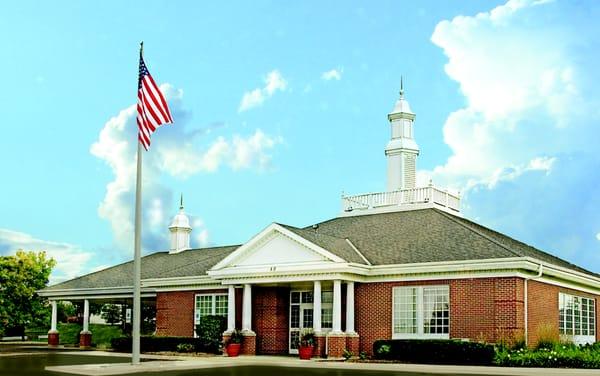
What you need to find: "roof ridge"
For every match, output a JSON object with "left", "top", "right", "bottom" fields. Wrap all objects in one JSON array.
[{"left": 433, "top": 209, "right": 522, "bottom": 258}]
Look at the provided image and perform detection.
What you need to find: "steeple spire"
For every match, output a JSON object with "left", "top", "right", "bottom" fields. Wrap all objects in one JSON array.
[
  {"left": 179, "top": 193, "right": 184, "bottom": 210},
  {"left": 399, "top": 76, "right": 404, "bottom": 98}
]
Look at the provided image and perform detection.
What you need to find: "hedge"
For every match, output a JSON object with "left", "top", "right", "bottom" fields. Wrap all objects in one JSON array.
[
  {"left": 373, "top": 339, "right": 495, "bottom": 365},
  {"left": 111, "top": 336, "right": 220, "bottom": 354}
]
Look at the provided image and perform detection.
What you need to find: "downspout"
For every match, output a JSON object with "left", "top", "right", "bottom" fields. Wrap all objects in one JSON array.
[{"left": 524, "top": 264, "right": 543, "bottom": 346}]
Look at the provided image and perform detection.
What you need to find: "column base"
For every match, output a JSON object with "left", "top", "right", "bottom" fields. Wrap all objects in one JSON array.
[
  {"left": 240, "top": 331, "right": 256, "bottom": 355},
  {"left": 48, "top": 330, "right": 59, "bottom": 347},
  {"left": 326, "top": 333, "right": 346, "bottom": 358},
  {"left": 79, "top": 331, "right": 92, "bottom": 349},
  {"left": 345, "top": 332, "right": 360, "bottom": 357}
]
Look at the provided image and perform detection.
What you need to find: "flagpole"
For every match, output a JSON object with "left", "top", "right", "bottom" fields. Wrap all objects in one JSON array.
[{"left": 132, "top": 42, "right": 144, "bottom": 366}]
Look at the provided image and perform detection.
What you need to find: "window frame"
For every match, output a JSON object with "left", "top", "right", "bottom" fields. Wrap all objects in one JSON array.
[
  {"left": 558, "top": 292, "right": 596, "bottom": 345},
  {"left": 194, "top": 293, "right": 228, "bottom": 327},
  {"left": 392, "top": 285, "right": 450, "bottom": 340}
]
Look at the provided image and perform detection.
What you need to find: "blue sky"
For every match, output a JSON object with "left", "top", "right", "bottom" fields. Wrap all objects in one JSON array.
[{"left": 1, "top": 0, "right": 599, "bottom": 282}]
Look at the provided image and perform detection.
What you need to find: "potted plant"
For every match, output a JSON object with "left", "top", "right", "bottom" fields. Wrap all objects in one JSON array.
[
  {"left": 225, "top": 329, "right": 243, "bottom": 357},
  {"left": 298, "top": 328, "right": 315, "bottom": 360}
]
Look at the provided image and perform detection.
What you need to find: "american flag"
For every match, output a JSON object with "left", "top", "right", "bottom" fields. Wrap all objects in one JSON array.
[{"left": 137, "top": 49, "right": 173, "bottom": 150}]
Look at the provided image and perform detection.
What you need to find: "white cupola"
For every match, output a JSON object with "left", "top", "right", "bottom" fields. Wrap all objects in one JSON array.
[
  {"left": 168, "top": 195, "right": 192, "bottom": 254},
  {"left": 385, "top": 78, "right": 420, "bottom": 191}
]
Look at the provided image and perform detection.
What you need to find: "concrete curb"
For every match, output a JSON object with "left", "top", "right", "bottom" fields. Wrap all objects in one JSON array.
[{"left": 43, "top": 353, "right": 600, "bottom": 376}]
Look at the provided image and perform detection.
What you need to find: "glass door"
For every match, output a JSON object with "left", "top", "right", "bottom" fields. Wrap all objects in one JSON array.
[{"left": 289, "top": 290, "right": 313, "bottom": 354}]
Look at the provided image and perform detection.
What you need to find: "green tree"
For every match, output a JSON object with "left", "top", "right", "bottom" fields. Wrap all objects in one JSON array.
[
  {"left": 101, "top": 304, "right": 122, "bottom": 325},
  {"left": 0, "top": 250, "right": 55, "bottom": 337}
]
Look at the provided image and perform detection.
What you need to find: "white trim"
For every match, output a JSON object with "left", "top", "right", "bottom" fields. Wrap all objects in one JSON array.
[
  {"left": 211, "top": 223, "right": 346, "bottom": 271},
  {"left": 345, "top": 238, "right": 371, "bottom": 266},
  {"left": 392, "top": 285, "right": 450, "bottom": 340},
  {"left": 194, "top": 293, "right": 228, "bottom": 337}
]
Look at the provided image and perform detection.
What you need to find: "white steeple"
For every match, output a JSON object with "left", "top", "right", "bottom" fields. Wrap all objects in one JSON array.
[
  {"left": 168, "top": 194, "right": 192, "bottom": 254},
  {"left": 385, "top": 78, "right": 419, "bottom": 191}
]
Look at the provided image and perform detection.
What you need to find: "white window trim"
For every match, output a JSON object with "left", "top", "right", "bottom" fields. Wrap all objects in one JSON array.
[
  {"left": 558, "top": 292, "right": 596, "bottom": 345},
  {"left": 194, "top": 293, "right": 228, "bottom": 325},
  {"left": 392, "top": 285, "right": 449, "bottom": 340}
]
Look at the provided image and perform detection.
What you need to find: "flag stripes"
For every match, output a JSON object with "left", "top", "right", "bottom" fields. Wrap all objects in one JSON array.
[{"left": 137, "top": 52, "right": 173, "bottom": 150}]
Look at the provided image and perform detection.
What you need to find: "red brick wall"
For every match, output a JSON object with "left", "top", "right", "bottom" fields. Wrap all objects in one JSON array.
[
  {"left": 252, "top": 286, "right": 289, "bottom": 355},
  {"left": 155, "top": 289, "right": 227, "bottom": 337},
  {"left": 527, "top": 280, "right": 600, "bottom": 346},
  {"left": 451, "top": 278, "right": 524, "bottom": 342},
  {"left": 355, "top": 278, "right": 526, "bottom": 355}
]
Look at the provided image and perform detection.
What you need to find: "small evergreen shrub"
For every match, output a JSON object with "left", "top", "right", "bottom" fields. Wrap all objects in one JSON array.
[
  {"left": 358, "top": 351, "right": 368, "bottom": 360},
  {"left": 373, "top": 339, "right": 495, "bottom": 365},
  {"left": 195, "top": 315, "right": 227, "bottom": 353},
  {"left": 176, "top": 343, "right": 195, "bottom": 353}
]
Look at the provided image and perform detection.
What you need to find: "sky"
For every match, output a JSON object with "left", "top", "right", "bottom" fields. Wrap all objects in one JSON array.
[{"left": 1, "top": 0, "right": 599, "bottom": 283}]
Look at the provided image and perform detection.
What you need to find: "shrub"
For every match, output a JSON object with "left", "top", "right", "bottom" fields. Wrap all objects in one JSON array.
[
  {"left": 373, "top": 339, "right": 496, "bottom": 365},
  {"left": 495, "top": 343, "right": 600, "bottom": 368},
  {"left": 195, "top": 315, "right": 226, "bottom": 353},
  {"left": 359, "top": 351, "right": 368, "bottom": 360},
  {"left": 110, "top": 336, "right": 218, "bottom": 354},
  {"left": 176, "top": 343, "right": 195, "bottom": 353}
]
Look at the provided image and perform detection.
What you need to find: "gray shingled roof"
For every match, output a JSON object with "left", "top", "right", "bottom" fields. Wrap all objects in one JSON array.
[
  {"left": 44, "top": 245, "right": 239, "bottom": 290},
  {"left": 43, "top": 208, "right": 597, "bottom": 292},
  {"left": 303, "top": 209, "right": 598, "bottom": 276}
]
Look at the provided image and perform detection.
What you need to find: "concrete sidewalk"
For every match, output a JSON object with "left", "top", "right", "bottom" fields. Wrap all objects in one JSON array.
[{"left": 45, "top": 353, "right": 600, "bottom": 376}]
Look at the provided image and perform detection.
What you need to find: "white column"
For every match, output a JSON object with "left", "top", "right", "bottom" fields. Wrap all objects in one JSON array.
[
  {"left": 313, "top": 281, "right": 322, "bottom": 333},
  {"left": 242, "top": 284, "right": 252, "bottom": 332},
  {"left": 345, "top": 281, "right": 355, "bottom": 334},
  {"left": 82, "top": 299, "right": 90, "bottom": 333},
  {"left": 50, "top": 300, "right": 58, "bottom": 332},
  {"left": 332, "top": 279, "right": 342, "bottom": 333},
  {"left": 227, "top": 285, "right": 236, "bottom": 332}
]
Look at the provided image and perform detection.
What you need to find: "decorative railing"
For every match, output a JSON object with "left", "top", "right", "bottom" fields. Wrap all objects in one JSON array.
[{"left": 341, "top": 185, "right": 460, "bottom": 213}]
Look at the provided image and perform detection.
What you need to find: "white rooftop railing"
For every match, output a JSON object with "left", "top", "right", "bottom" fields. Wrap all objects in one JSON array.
[{"left": 341, "top": 185, "right": 460, "bottom": 214}]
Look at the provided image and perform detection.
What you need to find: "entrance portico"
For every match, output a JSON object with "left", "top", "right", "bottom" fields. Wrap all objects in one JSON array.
[{"left": 208, "top": 222, "right": 362, "bottom": 357}]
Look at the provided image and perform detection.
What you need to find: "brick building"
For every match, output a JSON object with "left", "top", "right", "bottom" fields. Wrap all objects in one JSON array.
[{"left": 40, "top": 88, "right": 599, "bottom": 357}]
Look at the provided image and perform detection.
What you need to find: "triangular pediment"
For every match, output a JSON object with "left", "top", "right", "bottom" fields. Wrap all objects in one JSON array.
[{"left": 211, "top": 223, "right": 345, "bottom": 270}]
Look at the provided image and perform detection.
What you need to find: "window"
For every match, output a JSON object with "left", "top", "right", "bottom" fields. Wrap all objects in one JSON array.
[
  {"left": 393, "top": 285, "right": 449, "bottom": 339},
  {"left": 194, "top": 294, "right": 228, "bottom": 326},
  {"left": 321, "top": 291, "right": 333, "bottom": 329},
  {"left": 559, "top": 292, "right": 596, "bottom": 345}
]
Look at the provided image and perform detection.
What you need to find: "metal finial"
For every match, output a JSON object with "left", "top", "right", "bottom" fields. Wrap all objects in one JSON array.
[
  {"left": 140, "top": 41, "right": 144, "bottom": 57},
  {"left": 179, "top": 193, "right": 184, "bottom": 210},
  {"left": 399, "top": 76, "right": 404, "bottom": 98}
]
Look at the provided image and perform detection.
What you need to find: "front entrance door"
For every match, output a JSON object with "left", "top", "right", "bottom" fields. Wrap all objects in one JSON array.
[{"left": 289, "top": 290, "right": 313, "bottom": 354}]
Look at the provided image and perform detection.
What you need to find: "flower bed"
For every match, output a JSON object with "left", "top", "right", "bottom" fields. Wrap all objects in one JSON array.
[{"left": 495, "top": 343, "right": 600, "bottom": 368}]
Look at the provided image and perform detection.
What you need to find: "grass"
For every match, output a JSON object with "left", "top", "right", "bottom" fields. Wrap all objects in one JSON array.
[{"left": 57, "top": 323, "right": 124, "bottom": 348}]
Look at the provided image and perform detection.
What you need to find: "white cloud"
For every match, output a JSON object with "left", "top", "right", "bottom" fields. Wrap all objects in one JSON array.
[
  {"left": 90, "top": 83, "right": 281, "bottom": 254},
  {"left": 321, "top": 68, "right": 343, "bottom": 81},
  {"left": 596, "top": 233, "right": 600, "bottom": 242},
  {"left": 428, "top": 0, "right": 600, "bottom": 271},
  {"left": 0, "top": 229, "right": 96, "bottom": 284},
  {"left": 427, "top": 0, "right": 598, "bottom": 189},
  {"left": 239, "top": 70, "right": 287, "bottom": 112}
]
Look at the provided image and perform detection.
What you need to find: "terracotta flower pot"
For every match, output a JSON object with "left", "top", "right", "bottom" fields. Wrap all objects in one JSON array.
[
  {"left": 227, "top": 343, "right": 241, "bottom": 357},
  {"left": 298, "top": 345, "right": 314, "bottom": 360}
]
